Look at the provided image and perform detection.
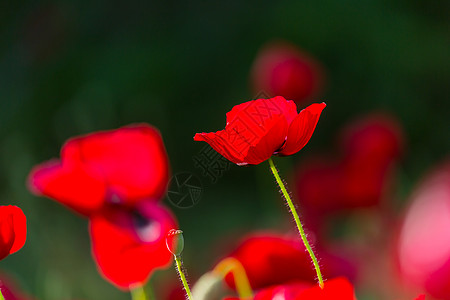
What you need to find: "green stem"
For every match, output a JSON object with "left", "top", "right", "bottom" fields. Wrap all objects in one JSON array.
[
  {"left": 213, "top": 257, "right": 253, "bottom": 298},
  {"left": 175, "top": 255, "right": 193, "bottom": 300},
  {"left": 131, "top": 285, "right": 148, "bottom": 300},
  {"left": 268, "top": 157, "right": 324, "bottom": 289}
]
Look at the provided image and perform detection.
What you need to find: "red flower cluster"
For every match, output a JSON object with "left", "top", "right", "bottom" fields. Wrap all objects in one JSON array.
[
  {"left": 296, "top": 113, "right": 404, "bottom": 212},
  {"left": 28, "top": 124, "right": 176, "bottom": 289},
  {"left": 250, "top": 41, "right": 324, "bottom": 104},
  {"left": 0, "top": 205, "right": 26, "bottom": 261},
  {"left": 194, "top": 96, "right": 325, "bottom": 165}
]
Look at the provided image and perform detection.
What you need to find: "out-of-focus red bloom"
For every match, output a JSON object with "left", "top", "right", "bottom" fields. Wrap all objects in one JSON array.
[
  {"left": 250, "top": 41, "right": 324, "bottom": 104},
  {"left": 396, "top": 161, "right": 450, "bottom": 300},
  {"left": 90, "top": 202, "right": 177, "bottom": 289},
  {"left": 28, "top": 124, "right": 169, "bottom": 216},
  {"left": 414, "top": 295, "right": 426, "bottom": 300},
  {"left": 0, "top": 206, "right": 26, "bottom": 261},
  {"left": 225, "top": 277, "right": 355, "bottom": 300},
  {"left": 296, "top": 114, "right": 403, "bottom": 211},
  {"left": 252, "top": 282, "right": 311, "bottom": 300},
  {"left": 222, "top": 233, "right": 356, "bottom": 290},
  {"left": 194, "top": 96, "right": 325, "bottom": 165},
  {"left": 28, "top": 124, "right": 176, "bottom": 290}
]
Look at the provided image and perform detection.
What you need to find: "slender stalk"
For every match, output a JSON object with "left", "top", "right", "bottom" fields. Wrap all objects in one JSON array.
[
  {"left": 175, "top": 255, "right": 193, "bottom": 300},
  {"left": 268, "top": 157, "right": 324, "bottom": 289},
  {"left": 213, "top": 257, "right": 253, "bottom": 299},
  {"left": 131, "top": 285, "right": 148, "bottom": 300}
]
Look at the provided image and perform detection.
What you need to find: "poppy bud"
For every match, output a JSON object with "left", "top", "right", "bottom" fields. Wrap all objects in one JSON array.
[{"left": 166, "top": 229, "right": 184, "bottom": 256}]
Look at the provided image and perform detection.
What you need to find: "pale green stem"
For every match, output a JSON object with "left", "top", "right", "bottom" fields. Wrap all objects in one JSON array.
[
  {"left": 268, "top": 157, "right": 324, "bottom": 289},
  {"left": 175, "top": 255, "right": 193, "bottom": 300},
  {"left": 0, "top": 289, "right": 4, "bottom": 300},
  {"left": 131, "top": 285, "right": 148, "bottom": 300},
  {"left": 213, "top": 257, "right": 253, "bottom": 299}
]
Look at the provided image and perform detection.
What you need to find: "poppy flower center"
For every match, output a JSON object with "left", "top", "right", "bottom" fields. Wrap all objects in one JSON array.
[{"left": 132, "top": 210, "right": 162, "bottom": 243}]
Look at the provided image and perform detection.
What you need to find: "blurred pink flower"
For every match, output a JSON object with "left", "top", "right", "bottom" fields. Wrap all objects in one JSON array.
[{"left": 396, "top": 160, "right": 450, "bottom": 299}]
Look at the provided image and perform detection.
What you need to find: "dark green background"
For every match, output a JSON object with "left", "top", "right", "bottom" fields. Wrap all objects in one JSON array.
[{"left": 0, "top": 1, "right": 448, "bottom": 299}]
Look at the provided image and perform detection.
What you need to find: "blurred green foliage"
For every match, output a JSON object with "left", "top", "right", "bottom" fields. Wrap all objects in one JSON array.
[{"left": 0, "top": 0, "right": 448, "bottom": 299}]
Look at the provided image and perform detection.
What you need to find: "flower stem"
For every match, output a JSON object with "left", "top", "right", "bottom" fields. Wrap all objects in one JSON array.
[
  {"left": 131, "top": 285, "right": 148, "bottom": 300},
  {"left": 213, "top": 257, "right": 253, "bottom": 299},
  {"left": 268, "top": 157, "right": 324, "bottom": 289},
  {"left": 175, "top": 254, "right": 194, "bottom": 300}
]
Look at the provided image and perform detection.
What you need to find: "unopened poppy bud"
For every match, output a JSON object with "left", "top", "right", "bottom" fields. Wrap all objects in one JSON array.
[{"left": 166, "top": 229, "right": 184, "bottom": 256}]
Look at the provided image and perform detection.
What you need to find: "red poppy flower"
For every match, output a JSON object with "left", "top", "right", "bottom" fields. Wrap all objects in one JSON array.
[
  {"left": 0, "top": 206, "right": 27, "bottom": 261},
  {"left": 90, "top": 201, "right": 177, "bottom": 289},
  {"left": 296, "top": 113, "right": 403, "bottom": 211},
  {"left": 194, "top": 97, "right": 325, "bottom": 165},
  {"left": 28, "top": 124, "right": 176, "bottom": 290},
  {"left": 396, "top": 161, "right": 450, "bottom": 300},
  {"left": 250, "top": 41, "right": 324, "bottom": 104},
  {"left": 28, "top": 124, "right": 169, "bottom": 216},
  {"left": 224, "top": 277, "right": 355, "bottom": 300},
  {"left": 222, "top": 233, "right": 356, "bottom": 291}
]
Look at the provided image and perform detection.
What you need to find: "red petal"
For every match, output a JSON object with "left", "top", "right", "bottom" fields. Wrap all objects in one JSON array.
[
  {"left": 194, "top": 131, "right": 246, "bottom": 164},
  {"left": 28, "top": 160, "right": 107, "bottom": 216},
  {"left": 195, "top": 97, "right": 295, "bottom": 165},
  {"left": 0, "top": 210, "right": 15, "bottom": 260},
  {"left": 414, "top": 295, "right": 426, "bottom": 300},
  {"left": 28, "top": 124, "right": 169, "bottom": 216},
  {"left": 226, "top": 96, "right": 298, "bottom": 125},
  {"left": 254, "top": 282, "right": 312, "bottom": 300},
  {"left": 296, "top": 277, "right": 356, "bottom": 300},
  {"left": 279, "top": 103, "right": 326, "bottom": 156},
  {"left": 7, "top": 206, "right": 27, "bottom": 255},
  {"left": 0, "top": 206, "right": 27, "bottom": 260},
  {"left": 225, "top": 233, "right": 318, "bottom": 289},
  {"left": 62, "top": 124, "right": 169, "bottom": 204},
  {"left": 243, "top": 115, "right": 288, "bottom": 164},
  {"left": 89, "top": 202, "right": 177, "bottom": 289}
]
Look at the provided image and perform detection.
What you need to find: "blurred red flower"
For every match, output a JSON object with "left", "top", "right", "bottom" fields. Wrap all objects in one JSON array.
[
  {"left": 0, "top": 206, "right": 26, "bottom": 261},
  {"left": 296, "top": 113, "right": 403, "bottom": 212},
  {"left": 222, "top": 233, "right": 356, "bottom": 291},
  {"left": 250, "top": 41, "right": 324, "bottom": 104},
  {"left": 28, "top": 124, "right": 176, "bottom": 290},
  {"left": 225, "top": 277, "right": 355, "bottom": 300},
  {"left": 396, "top": 160, "right": 450, "bottom": 300},
  {"left": 194, "top": 96, "right": 325, "bottom": 165},
  {"left": 29, "top": 124, "right": 169, "bottom": 216}
]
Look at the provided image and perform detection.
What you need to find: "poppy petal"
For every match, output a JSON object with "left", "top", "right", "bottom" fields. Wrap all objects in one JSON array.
[
  {"left": 7, "top": 206, "right": 27, "bottom": 255},
  {"left": 28, "top": 160, "right": 107, "bottom": 216},
  {"left": 243, "top": 115, "right": 288, "bottom": 165},
  {"left": 0, "top": 212, "right": 15, "bottom": 260},
  {"left": 0, "top": 206, "right": 27, "bottom": 260},
  {"left": 226, "top": 96, "right": 297, "bottom": 125},
  {"left": 61, "top": 124, "right": 169, "bottom": 204},
  {"left": 195, "top": 97, "right": 295, "bottom": 165},
  {"left": 89, "top": 202, "right": 177, "bottom": 289},
  {"left": 194, "top": 131, "right": 246, "bottom": 164},
  {"left": 279, "top": 102, "right": 326, "bottom": 156},
  {"left": 297, "top": 277, "right": 356, "bottom": 299}
]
